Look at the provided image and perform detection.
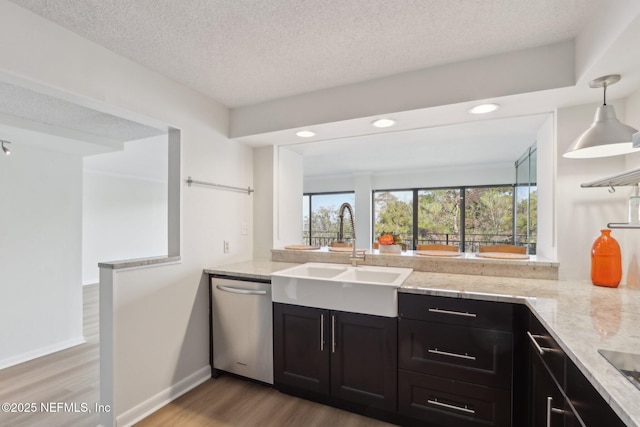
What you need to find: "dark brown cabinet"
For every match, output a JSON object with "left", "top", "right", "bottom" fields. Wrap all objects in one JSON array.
[
  {"left": 528, "top": 335, "right": 579, "bottom": 427},
  {"left": 273, "top": 302, "right": 397, "bottom": 413},
  {"left": 398, "top": 294, "right": 514, "bottom": 427},
  {"left": 526, "top": 313, "right": 625, "bottom": 427}
]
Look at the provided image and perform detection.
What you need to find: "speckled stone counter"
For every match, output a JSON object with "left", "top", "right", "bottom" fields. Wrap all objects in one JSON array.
[
  {"left": 402, "top": 272, "right": 640, "bottom": 427},
  {"left": 204, "top": 260, "right": 300, "bottom": 280},
  {"left": 204, "top": 260, "right": 640, "bottom": 426},
  {"left": 271, "top": 247, "right": 559, "bottom": 280}
]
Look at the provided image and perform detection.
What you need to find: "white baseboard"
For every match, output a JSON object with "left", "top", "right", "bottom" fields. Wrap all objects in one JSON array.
[
  {"left": 0, "top": 336, "right": 86, "bottom": 370},
  {"left": 116, "top": 365, "right": 211, "bottom": 427}
]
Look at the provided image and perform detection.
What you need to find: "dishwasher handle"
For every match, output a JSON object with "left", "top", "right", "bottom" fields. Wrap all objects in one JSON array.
[{"left": 216, "top": 284, "right": 268, "bottom": 295}]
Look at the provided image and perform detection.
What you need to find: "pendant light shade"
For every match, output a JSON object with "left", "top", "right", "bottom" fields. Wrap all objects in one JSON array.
[{"left": 563, "top": 75, "right": 639, "bottom": 159}]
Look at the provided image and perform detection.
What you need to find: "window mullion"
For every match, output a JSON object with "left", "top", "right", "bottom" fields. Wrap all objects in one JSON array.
[{"left": 460, "top": 187, "right": 466, "bottom": 252}]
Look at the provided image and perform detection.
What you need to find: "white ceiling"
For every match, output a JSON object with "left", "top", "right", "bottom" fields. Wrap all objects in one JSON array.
[
  {"left": 8, "top": 0, "right": 600, "bottom": 108},
  {"left": 290, "top": 114, "right": 549, "bottom": 177},
  {"left": 0, "top": 82, "right": 165, "bottom": 143},
  {"left": 6, "top": 0, "right": 640, "bottom": 177}
]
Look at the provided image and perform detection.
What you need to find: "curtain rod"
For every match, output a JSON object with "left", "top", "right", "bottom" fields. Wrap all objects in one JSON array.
[{"left": 186, "top": 176, "right": 254, "bottom": 195}]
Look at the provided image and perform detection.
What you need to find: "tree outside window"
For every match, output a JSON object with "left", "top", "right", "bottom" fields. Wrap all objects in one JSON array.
[
  {"left": 373, "top": 191, "right": 413, "bottom": 248},
  {"left": 464, "top": 186, "right": 513, "bottom": 252},
  {"left": 418, "top": 189, "right": 460, "bottom": 248},
  {"left": 303, "top": 192, "right": 355, "bottom": 246},
  {"left": 373, "top": 185, "right": 534, "bottom": 253}
]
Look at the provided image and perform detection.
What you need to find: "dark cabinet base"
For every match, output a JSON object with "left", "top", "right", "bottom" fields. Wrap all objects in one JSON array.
[
  {"left": 273, "top": 303, "right": 398, "bottom": 423},
  {"left": 398, "top": 370, "right": 512, "bottom": 427}
]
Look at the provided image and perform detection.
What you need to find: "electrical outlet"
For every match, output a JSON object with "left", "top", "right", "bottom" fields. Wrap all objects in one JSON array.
[
  {"left": 241, "top": 222, "right": 249, "bottom": 235},
  {"left": 223, "top": 240, "right": 230, "bottom": 253}
]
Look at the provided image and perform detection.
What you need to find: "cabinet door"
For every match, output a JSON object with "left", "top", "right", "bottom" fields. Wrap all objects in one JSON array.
[
  {"left": 273, "top": 303, "right": 330, "bottom": 395},
  {"left": 565, "top": 357, "right": 626, "bottom": 427},
  {"left": 330, "top": 311, "right": 398, "bottom": 411},
  {"left": 528, "top": 345, "right": 567, "bottom": 427}
]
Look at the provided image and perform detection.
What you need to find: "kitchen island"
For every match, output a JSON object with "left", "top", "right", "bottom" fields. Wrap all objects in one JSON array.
[{"left": 205, "top": 260, "right": 640, "bottom": 427}]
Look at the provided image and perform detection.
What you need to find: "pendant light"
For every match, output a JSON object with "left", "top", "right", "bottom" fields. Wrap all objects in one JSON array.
[
  {"left": 563, "top": 75, "right": 639, "bottom": 159},
  {"left": 1, "top": 140, "right": 10, "bottom": 156}
]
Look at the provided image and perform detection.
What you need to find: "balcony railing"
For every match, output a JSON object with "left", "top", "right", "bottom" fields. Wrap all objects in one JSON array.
[{"left": 302, "top": 230, "right": 536, "bottom": 254}]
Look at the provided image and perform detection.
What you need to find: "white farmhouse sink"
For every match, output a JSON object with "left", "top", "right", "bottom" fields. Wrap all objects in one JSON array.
[{"left": 270, "top": 263, "right": 413, "bottom": 317}]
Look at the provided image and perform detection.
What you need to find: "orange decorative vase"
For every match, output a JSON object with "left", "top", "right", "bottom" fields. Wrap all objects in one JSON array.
[{"left": 591, "top": 229, "right": 622, "bottom": 287}]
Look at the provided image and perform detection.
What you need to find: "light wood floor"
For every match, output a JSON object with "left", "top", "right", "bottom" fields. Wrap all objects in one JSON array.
[
  {"left": 135, "top": 375, "right": 397, "bottom": 427},
  {"left": 0, "top": 284, "right": 396, "bottom": 427},
  {"left": 0, "top": 284, "right": 100, "bottom": 427}
]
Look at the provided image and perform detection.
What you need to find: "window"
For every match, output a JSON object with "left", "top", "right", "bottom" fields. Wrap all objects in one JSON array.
[
  {"left": 515, "top": 144, "right": 537, "bottom": 254},
  {"left": 373, "top": 190, "right": 413, "bottom": 248},
  {"left": 373, "top": 184, "right": 535, "bottom": 253},
  {"left": 418, "top": 189, "right": 460, "bottom": 248},
  {"left": 464, "top": 186, "right": 514, "bottom": 252},
  {"left": 303, "top": 192, "right": 355, "bottom": 246}
]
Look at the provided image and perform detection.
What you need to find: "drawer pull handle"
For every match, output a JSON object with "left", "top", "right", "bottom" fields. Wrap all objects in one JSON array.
[
  {"left": 320, "top": 314, "right": 325, "bottom": 351},
  {"left": 427, "top": 398, "right": 475, "bottom": 415},
  {"left": 428, "top": 348, "right": 476, "bottom": 361},
  {"left": 331, "top": 315, "right": 336, "bottom": 353},
  {"left": 546, "top": 396, "right": 566, "bottom": 427},
  {"left": 428, "top": 308, "right": 477, "bottom": 318},
  {"left": 527, "top": 331, "right": 554, "bottom": 356}
]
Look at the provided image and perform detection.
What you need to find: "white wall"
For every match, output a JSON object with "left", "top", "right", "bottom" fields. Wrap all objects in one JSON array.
[
  {"left": 82, "top": 136, "right": 168, "bottom": 285},
  {"left": 253, "top": 145, "right": 303, "bottom": 256},
  {"left": 535, "top": 115, "right": 556, "bottom": 260},
  {"left": 0, "top": 143, "right": 83, "bottom": 368},
  {"left": 304, "top": 163, "right": 515, "bottom": 194},
  {"left": 0, "top": 1, "right": 253, "bottom": 425},
  {"left": 555, "top": 99, "right": 629, "bottom": 280},
  {"left": 275, "top": 147, "right": 303, "bottom": 248},
  {"left": 621, "top": 88, "right": 640, "bottom": 286}
]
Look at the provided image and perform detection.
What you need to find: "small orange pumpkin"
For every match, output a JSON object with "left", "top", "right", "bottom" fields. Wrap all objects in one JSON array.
[{"left": 378, "top": 233, "right": 395, "bottom": 245}]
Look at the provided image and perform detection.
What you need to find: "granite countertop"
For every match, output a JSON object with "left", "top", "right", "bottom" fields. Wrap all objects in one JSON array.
[{"left": 205, "top": 260, "right": 640, "bottom": 427}]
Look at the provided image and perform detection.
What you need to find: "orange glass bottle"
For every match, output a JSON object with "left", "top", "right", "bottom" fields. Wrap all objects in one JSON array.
[{"left": 591, "top": 229, "right": 622, "bottom": 287}]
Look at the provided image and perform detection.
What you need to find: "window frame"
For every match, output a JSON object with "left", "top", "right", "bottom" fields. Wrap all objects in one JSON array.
[
  {"left": 303, "top": 190, "right": 356, "bottom": 246},
  {"left": 372, "top": 183, "right": 535, "bottom": 252}
]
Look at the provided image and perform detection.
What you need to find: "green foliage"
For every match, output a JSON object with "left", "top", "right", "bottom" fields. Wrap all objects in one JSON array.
[
  {"left": 418, "top": 190, "right": 460, "bottom": 240},
  {"left": 308, "top": 205, "right": 353, "bottom": 238},
  {"left": 464, "top": 187, "right": 513, "bottom": 244},
  {"left": 374, "top": 192, "right": 412, "bottom": 237}
]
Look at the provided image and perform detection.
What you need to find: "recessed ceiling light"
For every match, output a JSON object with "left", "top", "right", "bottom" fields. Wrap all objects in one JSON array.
[
  {"left": 296, "top": 130, "right": 316, "bottom": 138},
  {"left": 468, "top": 103, "right": 500, "bottom": 114},
  {"left": 372, "top": 118, "right": 397, "bottom": 128}
]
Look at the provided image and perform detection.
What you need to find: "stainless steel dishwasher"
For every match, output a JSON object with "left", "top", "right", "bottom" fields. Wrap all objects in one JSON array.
[{"left": 211, "top": 276, "right": 273, "bottom": 384}]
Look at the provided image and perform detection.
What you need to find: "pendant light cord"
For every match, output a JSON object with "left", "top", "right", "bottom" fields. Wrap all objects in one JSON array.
[{"left": 603, "top": 82, "right": 607, "bottom": 105}]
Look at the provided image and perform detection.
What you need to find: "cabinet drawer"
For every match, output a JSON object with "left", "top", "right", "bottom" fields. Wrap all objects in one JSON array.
[
  {"left": 399, "top": 319, "right": 512, "bottom": 389},
  {"left": 399, "top": 294, "right": 513, "bottom": 332},
  {"left": 398, "top": 370, "right": 511, "bottom": 427},
  {"left": 527, "top": 313, "right": 565, "bottom": 387}
]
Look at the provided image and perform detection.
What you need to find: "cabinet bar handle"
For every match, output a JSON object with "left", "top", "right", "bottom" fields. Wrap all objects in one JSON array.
[
  {"left": 428, "top": 307, "right": 477, "bottom": 318},
  {"left": 527, "top": 331, "right": 554, "bottom": 355},
  {"left": 546, "top": 396, "right": 566, "bottom": 427},
  {"left": 427, "top": 398, "right": 475, "bottom": 415},
  {"left": 428, "top": 348, "right": 476, "bottom": 361},
  {"left": 331, "top": 315, "right": 336, "bottom": 353},
  {"left": 320, "top": 314, "right": 325, "bottom": 351}
]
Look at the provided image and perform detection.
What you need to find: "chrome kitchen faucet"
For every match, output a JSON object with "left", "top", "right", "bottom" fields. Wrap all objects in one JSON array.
[{"left": 338, "top": 202, "right": 364, "bottom": 266}]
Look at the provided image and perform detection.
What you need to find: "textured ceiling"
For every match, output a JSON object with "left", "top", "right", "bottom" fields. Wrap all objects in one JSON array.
[
  {"left": 0, "top": 82, "right": 165, "bottom": 142},
  {"left": 9, "top": 0, "right": 601, "bottom": 108}
]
